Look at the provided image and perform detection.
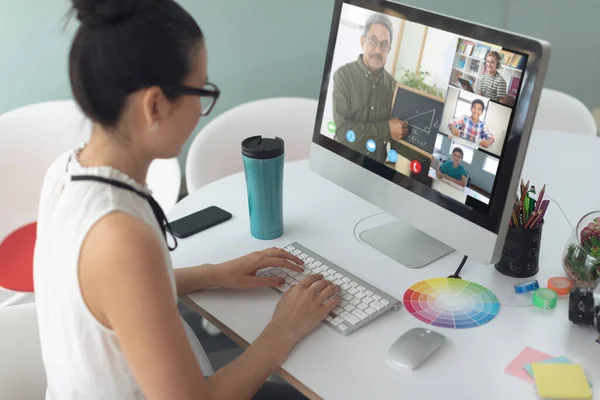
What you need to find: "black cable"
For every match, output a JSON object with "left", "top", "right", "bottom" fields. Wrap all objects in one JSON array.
[{"left": 448, "top": 255, "right": 468, "bottom": 279}]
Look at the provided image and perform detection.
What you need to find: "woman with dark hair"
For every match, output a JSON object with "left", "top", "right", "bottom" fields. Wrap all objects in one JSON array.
[{"left": 33, "top": 1, "right": 339, "bottom": 398}]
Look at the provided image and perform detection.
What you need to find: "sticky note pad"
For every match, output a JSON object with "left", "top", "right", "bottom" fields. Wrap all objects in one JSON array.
[
  {"left": 505, "top": 346, "right": 553, "bottom": 383},
  {"left": 523, "top": 356, "right": 572, "bottom": 377},
  {"left": 524, "top": 357, "right": 593, "bottom": 387},
  {"left": 532, "top": 363, "right": 592, "bottom": 399}
]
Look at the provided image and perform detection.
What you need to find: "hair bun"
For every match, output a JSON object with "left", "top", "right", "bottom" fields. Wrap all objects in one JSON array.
[{"left": 72, "top": 0, "right": 147, "bottom": 28}]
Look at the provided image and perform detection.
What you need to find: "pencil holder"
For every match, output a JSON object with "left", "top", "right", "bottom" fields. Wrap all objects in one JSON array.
[{"left": 495, "top": 222, "right": 544, "bottom": 278}]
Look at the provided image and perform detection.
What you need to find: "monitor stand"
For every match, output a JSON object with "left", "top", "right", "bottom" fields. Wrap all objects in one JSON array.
[{"left": 359, "top": 220, "right": 454, "bottom": 269}]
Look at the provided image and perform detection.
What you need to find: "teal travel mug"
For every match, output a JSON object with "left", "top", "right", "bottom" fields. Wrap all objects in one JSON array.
[{"left": 241, "top": 136, "right": 285, "bottom": 240}]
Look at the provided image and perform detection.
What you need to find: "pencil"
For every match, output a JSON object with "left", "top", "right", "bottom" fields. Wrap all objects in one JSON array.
[
  {"left": 534, "top": 200, "right": 549, "bottom": 227},
  {"left": 524, "top": 211, "right": 537, "bottom": 228},
  {"left": 535, "top": 184, "right": 546, "bottom": 212}
]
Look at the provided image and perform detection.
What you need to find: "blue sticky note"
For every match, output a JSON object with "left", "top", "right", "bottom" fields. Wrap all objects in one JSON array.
[{"left": 524, "top": 357, "right": 593, "bottom": 387}]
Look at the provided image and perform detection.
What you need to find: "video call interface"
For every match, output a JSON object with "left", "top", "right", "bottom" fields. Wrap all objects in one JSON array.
[{"left": 320, "top": 3, "right": 528, "bottom": 210}]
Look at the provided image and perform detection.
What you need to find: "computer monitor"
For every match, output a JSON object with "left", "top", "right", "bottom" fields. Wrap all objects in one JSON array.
[{"left": 309, "top": 0, "right": 550, "bottom": 267}]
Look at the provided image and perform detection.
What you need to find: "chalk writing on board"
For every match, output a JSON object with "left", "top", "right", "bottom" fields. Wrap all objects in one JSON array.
[{"left": 404, "top": 109, "right": 438, "bottom": 136}]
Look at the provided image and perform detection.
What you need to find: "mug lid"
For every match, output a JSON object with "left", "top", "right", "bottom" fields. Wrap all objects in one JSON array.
[{"left": 241, "top": 136, "right": 284, "bottom": 159}]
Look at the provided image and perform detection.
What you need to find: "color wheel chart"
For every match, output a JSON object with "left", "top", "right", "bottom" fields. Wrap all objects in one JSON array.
[{"left": 403, "top": 278, "right": 500, "bottom": 329}]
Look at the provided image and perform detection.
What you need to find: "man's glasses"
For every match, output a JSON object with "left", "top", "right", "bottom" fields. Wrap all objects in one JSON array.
[
  {"left": 161, "top": 82, "right": 220, "bottom": 116},
  {"left": 367, "top": 35, "right": 391, "bottom": 52}
]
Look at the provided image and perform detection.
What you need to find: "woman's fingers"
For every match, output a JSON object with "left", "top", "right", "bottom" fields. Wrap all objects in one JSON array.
[
  {"left": 261, "top": 247, "right": 304, "bottom": 266},
  {"left": 261, "top": 257, "right": 304, "bottom": 273},
  {"left": 317, "top": 284, "right": 340, "bottom": 303},
  {"left": 298, "top": 274, "right": 323, "bottom": 289},
  {"left": 310, "top": 279, "right": 332, "bottom": 294}
]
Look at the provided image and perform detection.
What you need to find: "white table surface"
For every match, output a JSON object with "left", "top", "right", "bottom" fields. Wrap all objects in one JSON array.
[
  {"left": 428, "top": 167, "right": 491, "bottom": 204},
  {"left": 169, "top": 129, "right": 600, "bottom": 400}
]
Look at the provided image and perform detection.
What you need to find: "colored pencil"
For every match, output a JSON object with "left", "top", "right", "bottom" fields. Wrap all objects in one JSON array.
[
  {"left": 534, "top": 200, "right": 550, "bottom": 227},
  {"left": 523, "top": 211, "right": 537, "bottom": 228},
  {"left": 535, "top": 184, "right": 546, "bottom": 212}
]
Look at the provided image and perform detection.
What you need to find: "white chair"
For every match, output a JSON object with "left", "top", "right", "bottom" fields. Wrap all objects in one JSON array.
[
  {"left": 533, "top": 88, "right": 597, "bottom": 135},
  {"left": 0, "top": 100, "right": 181, "bottom": 307},
  {"left": 185, "top": 97, "right": 318, "bottom": 193},
  {"left": 0, "top": 303, "right": 47, "bottom": 399}
]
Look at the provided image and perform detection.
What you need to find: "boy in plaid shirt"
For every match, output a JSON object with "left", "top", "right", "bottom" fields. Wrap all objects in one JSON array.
[{"left": 448, "top": 99, "right": 495, "bottom": 148}]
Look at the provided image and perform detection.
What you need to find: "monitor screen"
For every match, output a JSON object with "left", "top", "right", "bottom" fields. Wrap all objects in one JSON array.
[{"left": 317, "top": 2, "right": 529, "bottom": 216}]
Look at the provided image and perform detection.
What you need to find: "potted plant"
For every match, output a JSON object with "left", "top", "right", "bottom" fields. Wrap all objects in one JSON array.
[
  {"left": 562, "top": 212, "right": 600, "bottom": 288},
  {"left": 397, "top": 68, "right": 445, "bottom": 99}
]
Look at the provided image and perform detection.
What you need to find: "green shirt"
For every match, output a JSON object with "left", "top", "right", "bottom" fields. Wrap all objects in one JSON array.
[
  {"left": 440, "top": 161, "right": 467, "bottom": 182},
  {"left": 332, "top": 55, "right": 397, "bottom": 163}
]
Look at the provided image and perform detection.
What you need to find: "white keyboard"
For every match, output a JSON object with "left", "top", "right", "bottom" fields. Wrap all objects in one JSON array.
[{"left": 258, "top": 242, "right": 401, "bottom": 335}]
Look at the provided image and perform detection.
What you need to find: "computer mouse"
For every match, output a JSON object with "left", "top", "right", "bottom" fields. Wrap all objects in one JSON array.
[{"left": 388, "top": 327, "right": 445, "bottom": 370}]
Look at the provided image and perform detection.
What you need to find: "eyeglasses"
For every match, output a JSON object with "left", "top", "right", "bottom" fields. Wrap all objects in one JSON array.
[
  {"left": 161, "top": 82, "right": 220, "bottom": 116},
  {"left": 367, "top": 35, "right": 391, "bottom": 52}
]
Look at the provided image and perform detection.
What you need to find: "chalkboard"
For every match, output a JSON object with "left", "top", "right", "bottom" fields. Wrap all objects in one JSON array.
[{"left": 390, "top": 84, "right": 445, "bottom": 156}]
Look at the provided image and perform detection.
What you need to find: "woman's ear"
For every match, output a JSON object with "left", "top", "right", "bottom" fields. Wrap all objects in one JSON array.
[{"left": 141, "top": 86, "right": 171, "bottom": 131}]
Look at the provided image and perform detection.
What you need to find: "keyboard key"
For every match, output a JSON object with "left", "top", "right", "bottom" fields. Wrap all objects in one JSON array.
[
  {"left": 333, "top": 306, "right": 344, "bottom": 315},
  {"left": 334, "top": 273, "right": 343, "bottom": 279},
  {"left": 296, "top": 275, "right": 306, "bottom": 282},
  {"left": 285, "top": 246, "right": 295, "bottom": 251},
  {"left": 373, "top": 295, "right": 382, "bottom": 301},
  {"left": 341, "top": 283, "right": 351, "bottom": 291},
  {"left": 342, "top": 293, "right": 353, "bottom": 301},
  {"left": 340, "top": 311, "right": 360, "bottom": 325},
  {"left": 344, "top": 304, "right": 355, "bottom": 312},
  {"left": 357, "top": 286, "right": 366, "bottom": 291},
  {"left": 349, "top": 282, "right": 358, "bottom": 288},
  {"left": 380, "top": 299, "right": 390, "bottom": 306},
  {"left": 357, "top": 303, "right": 368, "bottom": 311},
  {"left": 287, "top": 270, "right": 299, "bottom": 277},
  {"left": 302, "top": 269, "right": 311, "bottom": 276},
  {"left": 352, "top": 309, "right": 368, "bottom": 320},
  {"left": 348, "top": 287, "right": 358, "bottom": 295},
  {"left": 362, "top": 296, "right": 373, "bottom": 304},
  {"left": 335, "top": 279, "right": 344, "bottom": 286},
  {"left": 371, "top": 301, "right": 384, "bottom": 310},
  {"left": 285, "top": 276, "right": 294, "bottom": 284},
  {"left": 350, "top": 298, "right": 360, "bottom": 306},
  {"left": 365, "top": 290, "right": 373, "bottom": 296},
  {"left": 355, "top": 292, "right": 366, "bottom": 300},
  {"left": 299, "top": 253, "right": 308, "bottom": 259},
  {"left": 314, "top": 261, "right": 322, "bottom": 267},
  {"left": 342, "top": 277, "right": 351, "bottom": 283},
  {"left": 307, "top": 257, "right": 315, "bottom": 263},
  {"left": 340, "top": 299, "right": 348, "bottom": 307},
  {"left": 331, "top": 316, "right": 344, "bottom": 326},
  {"left": 338, "top": 324, "right": 348, "bottom": 332},
  {"left": 293, "top": 250, "right": 301, "bottom": 255},
  {"left": 278, "top": 284, "right": 291, "bottom": 292},
  {"left": 365, "top": 307, "right": 377, "bottom": 315},
  {"left": 290, "top": 281, "right": 298, "bottom": 287},
  {"left": 325, "top": 315, "right": 332, "bottom": 322}
]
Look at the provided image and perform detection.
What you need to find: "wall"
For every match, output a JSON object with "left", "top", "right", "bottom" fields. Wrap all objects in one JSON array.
[
  {"left": 0, "top": 0, "right": 336, "bottom": 171},
  {"left": 1, "top": 0, "right": 598, "bottom": 175}
]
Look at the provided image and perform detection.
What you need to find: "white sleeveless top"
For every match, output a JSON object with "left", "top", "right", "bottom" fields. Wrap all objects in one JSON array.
[{"left": 33, "top": 147, "right": 212, "bottom": 399}]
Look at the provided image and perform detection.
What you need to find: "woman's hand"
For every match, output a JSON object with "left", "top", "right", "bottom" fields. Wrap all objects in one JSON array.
[
  {"left": 268, "top": 274, "right": 341, "bottom": 345},
  {"left": 212, "top": 247, "right": 304, "bottom": 289}
]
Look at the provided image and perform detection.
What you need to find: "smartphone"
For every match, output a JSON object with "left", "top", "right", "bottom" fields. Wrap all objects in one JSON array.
[{"left": 169, "top": 206, "right": 232, "bottom": 238}]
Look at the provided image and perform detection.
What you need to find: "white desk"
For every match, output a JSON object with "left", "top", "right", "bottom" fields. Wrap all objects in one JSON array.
[
  {"left": 428, "top": 167, "right": 491, "bottom": 204},
  {"left": 169, "top": 129, "right": 600, "bottom": 400}
]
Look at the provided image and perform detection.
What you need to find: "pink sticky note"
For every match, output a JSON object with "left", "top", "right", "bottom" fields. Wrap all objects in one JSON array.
[{"left": 505, "top": 347, "right": 553, "bottom": 383}]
